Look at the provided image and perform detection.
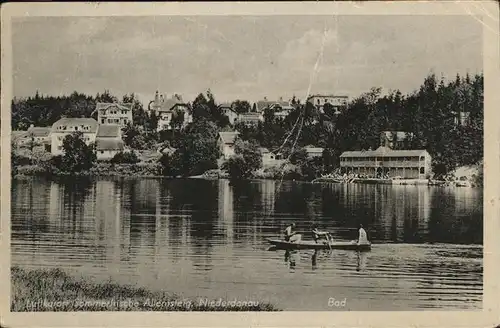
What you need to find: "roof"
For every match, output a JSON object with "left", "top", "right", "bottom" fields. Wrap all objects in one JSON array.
[
  {"left": 340, "top": 146, "right": 428, "bottom": 158},
  {"left": 51, "top": 118, "right": 98, "bottom": 133},
  {"left": 259, "top": 147, "right": 272, "bottom": 154},
  {"left": 218, "top": 131, "right": 239, "bottom": 144},
  {"left": 380, "top": 131, "right": 414, "bottom": 141},
  {"left": 27, "top": 127, "right": 51, "bottom": 137},
  {"left": 304, "top": 147, "right": 324, "bottom": 153},
  {"left": 96, "top": 138, "right": 125, "bottom": 151},
  {"left": 97, "top": 125, "right": 121, "bottom": 138},
  {"left": 96, "top": 102, "right": 133, "bottom": 111},
  {"left": 308, "top": 94, "right": 349, "bottom": 99},
  {"left": 12, "top": 131, "right": 28, "bottom": 139},
  {"left": 151, "top": 95, "right": 187, "bottom": 112},
  {"left": 256, "top": 99, "right": 291, "bottom": 112}
]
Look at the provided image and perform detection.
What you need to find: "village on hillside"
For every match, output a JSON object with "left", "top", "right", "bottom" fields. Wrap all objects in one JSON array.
[{"left": 11, "top": 73, "right": 483, "bottom": 187}]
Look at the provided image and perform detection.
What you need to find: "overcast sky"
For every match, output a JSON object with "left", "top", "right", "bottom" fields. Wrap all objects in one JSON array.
[{"left": 12, "top": 15, "right": 482, "bottom": 105}]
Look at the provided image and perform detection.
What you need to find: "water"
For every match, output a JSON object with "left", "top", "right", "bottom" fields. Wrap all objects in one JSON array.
[{"left": 11, "top": 176, "right": 483, "bottom": 310}]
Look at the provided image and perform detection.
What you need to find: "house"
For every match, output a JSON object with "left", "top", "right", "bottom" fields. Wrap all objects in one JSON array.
[
  {"left": 259, "top": 147, "right": 278, "bottom": 167},
  {"left": 50, "top": 118, "right": 99, "bottom": 156},
  {"left": 96, "top": 139, "right": 125, "bottom": 161},
  {"left": 148, "top": 91, "right": 192, "bottom": 131},
  {"left": 96, "top": 102, "right": 133, "bottom": 126},
  {"left": 256, "top": 97, "right": 293, "bottom": 112},
  {"left": 218, "top": 103, "right": 239, "bottom": 125},
  {"left": 235, "top": 112, "right": 264, "bottom": 126},
  {"left": 339, "top": 146, "right": 432, "bottom": 179},
  {"left": 12, "top": 125, "right": 51, "bottom": 150},
  {"left": 95, "top": 125, "right": 124, "bottom": 160},
  {"left": 304, "top": 146, "right": 324, "bottom": 159},
  {"left": 307, "top": 94, "right": 348, "bottom": 114},
  {"left": 379, "top": 131, "right": 415, "bottom": 150},
  {"left": 218, "top": 131, "right": 239, "bottom": 159}
]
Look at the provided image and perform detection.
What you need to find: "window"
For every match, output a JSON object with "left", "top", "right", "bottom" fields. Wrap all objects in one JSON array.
[
  {"left": 75, "top": 127, "right": 78, "bottom": 131},
  {"left": 58, "top": 146, "right": 62, "bottom": 150},
  {"left": 102, "top": 119, "right": 105, "bottom": 124},
  {"left": 317, "top": 99, "right": 320, "bottom": 105},
  {"left": 420, "top": 167, "right": 425, "bottom": 174},
  {"left": 100, "top": 151, "right": 104, "bottom": 154},
  {"left": 122, "top": 110, "right": 127, "bottom": 114},
  {"left": 419, "top": 156, "right": 425, "bottom": 161}
]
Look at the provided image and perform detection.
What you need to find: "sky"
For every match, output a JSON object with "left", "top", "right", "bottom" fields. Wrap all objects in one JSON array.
[{"left": 12, "top": 15, "right": 482, "bottom": 105}]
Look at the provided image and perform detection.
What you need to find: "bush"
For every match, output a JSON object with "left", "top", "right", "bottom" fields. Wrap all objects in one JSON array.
[{"left": 110, "top": 151, "right": 140, "bottom": 164}]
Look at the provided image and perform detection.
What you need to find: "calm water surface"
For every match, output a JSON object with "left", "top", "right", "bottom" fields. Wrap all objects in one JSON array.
[{"left": 11, "top": 177, "right": 483, "bottom": 310}]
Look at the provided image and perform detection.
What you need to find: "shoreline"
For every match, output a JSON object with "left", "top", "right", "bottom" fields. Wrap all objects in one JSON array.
[{"left": 11, "top": 266, "right": 278, "bottom": 312}]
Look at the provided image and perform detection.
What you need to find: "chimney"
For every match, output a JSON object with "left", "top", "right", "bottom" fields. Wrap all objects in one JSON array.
[
  {"left": 279, "top": 97, "right": 283, "bottom": 101},
  {"left": 155, "top": 91, "right": 159, "bottom": 103},
  {"left": 264, "top": 96, "right": 267, "bottom": 101}
]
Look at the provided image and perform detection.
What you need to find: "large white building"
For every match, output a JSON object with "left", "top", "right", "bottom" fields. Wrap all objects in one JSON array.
[
  {"left": 307, "top": 94, "right": 348, "bottom": 114},
  {"left": 50, "top": 118, "right": 99, "bottom": 155}
]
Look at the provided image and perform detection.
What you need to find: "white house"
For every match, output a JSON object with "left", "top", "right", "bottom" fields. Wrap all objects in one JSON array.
[
  {"left": 50, "top": 118, "right": 99, "bottom": 156},
  {"left": 304, "top": 146, "right": 324, "bottom": 159},
  {"left": 12, "top": 125, "right": 51, "bottom": 151},
  {"left": 307, "top": 94, "right": 348, "bottom": 113},
  {"left": 95, "top": 125, "right": 125, "bottom": 160},
  {"left": 97, "top": 102, "right": 133, "bottom": 126},
  {"left": 218, "top": 131, "right": 239, "bottom": 159}
]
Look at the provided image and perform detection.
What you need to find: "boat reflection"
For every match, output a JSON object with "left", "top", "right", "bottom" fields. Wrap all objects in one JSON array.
[{"left": 356, "top": 251, "right": 368, "bottom": 272}]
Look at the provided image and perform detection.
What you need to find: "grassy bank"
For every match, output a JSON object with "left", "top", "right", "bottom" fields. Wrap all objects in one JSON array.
[{"left": 11, "top": 266, "right": 278, "bottom": 312}]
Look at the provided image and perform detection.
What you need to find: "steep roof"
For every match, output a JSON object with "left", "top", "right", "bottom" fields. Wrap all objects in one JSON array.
[
  {"left": 151, "top": 95, "right": 187, "bottom": 112},
  {"left": 304, "top": 146, "right": 324, "bottom": 153},
  {"left": 96, "top": 138, "right": 125, "bottom": 151},
  {"left": 218, "top": 131, "right": 239, "bottom": 145},
  {"left": 256, "top": 99, "right": 292, "bottom": 112},
  {"left": 340, "top": 146, "right": 428, "bottom": 158},
  {"left": 51, "top": 118, "right": 98, "bottom": 133},
  {"left": 12, "top": 131, "right": 28, "bottom": 139},
  {"left": 96, "top": 102, "right": 133, "bottom": 111},
  {"left": 97, "top": 125, "right": 121, "bottom": 138}
]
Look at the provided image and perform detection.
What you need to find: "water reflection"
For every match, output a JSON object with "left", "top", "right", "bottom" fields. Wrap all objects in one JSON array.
[{"left": 11, "top": 177, "right": 483, "bottom": 310}]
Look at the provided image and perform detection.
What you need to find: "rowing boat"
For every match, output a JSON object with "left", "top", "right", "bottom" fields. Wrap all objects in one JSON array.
[{"left": 266, "top": 238, "right": 371, "bottom": 251}]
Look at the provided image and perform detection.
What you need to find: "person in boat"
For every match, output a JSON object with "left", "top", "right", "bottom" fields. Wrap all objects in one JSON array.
[
  {"left": 311, "top": 224, "right": 332, "bottom": 244},
  {"left": 284, "top": 223, "right": 301, "bottom": 243},
  {"left": 357, "top": 224, "right": 369, "bottom": 245}
]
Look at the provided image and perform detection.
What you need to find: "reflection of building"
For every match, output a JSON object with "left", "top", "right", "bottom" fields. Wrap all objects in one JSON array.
[
  {"left": 340, "top": 147, "right": 432, "bottom": 179},
  {"left": 217, "top": 179, "right": 234, "bottom": 245}
]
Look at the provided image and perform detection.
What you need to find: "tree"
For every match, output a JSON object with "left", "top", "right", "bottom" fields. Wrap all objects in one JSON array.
[
  {"left": 170, "top": 108, "right": 185, "bottom": 131},
  {"left": 233, "top": 100, "right": 251, "bottom": 114},
  {"left": 222, "top": 139, "right": 262, "bottom": 181},
  {"left": 60, "top": 132, "right": 96, "bottom": 172},
  {"left": 110, "top": 151, "right": 140, "bottom": 164},
  {"left": 172, "top": 119, "right": 220, "bottom": 176}
]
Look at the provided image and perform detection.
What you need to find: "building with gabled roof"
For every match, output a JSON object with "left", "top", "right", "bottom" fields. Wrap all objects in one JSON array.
[
  {"left": 96, "top": 102, "right": 133, "bottom": 126},
  {"left": 340, "top": 146, "right": 432, "bottom": 179},
  {"left": 148, "top": 91, "right": 192, "bottom": 131},
  {"left": 218, "top": 131, "right": 239, "bottom": 159}
]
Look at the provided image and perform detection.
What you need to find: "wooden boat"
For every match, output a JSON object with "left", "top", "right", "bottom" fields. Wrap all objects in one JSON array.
[{"left": 266, "top": 238, "right": 371, "bottom": 251}]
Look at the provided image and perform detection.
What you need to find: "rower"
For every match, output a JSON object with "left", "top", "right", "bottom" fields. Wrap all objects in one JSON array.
[
  {"left": 284, "top": 223, "right": 296, "bottom": 242},
  {"left": 357, "top": 224, "right": 369, "bottom": 245},
  {"left": 312, "top": 224, "right": 332, "bottom": 244}
]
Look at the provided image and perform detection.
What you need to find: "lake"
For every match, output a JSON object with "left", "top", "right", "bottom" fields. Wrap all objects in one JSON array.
[{"left": 11, "top": 177, "right": 483, "bottom": 311}]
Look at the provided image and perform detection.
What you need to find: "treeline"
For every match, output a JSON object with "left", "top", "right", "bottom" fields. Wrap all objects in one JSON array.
[
  {"left": 12, "top": 72, "right": 483, "bottom": 177},
  {"left": 11, "top": 90, "right": 155, "bottom": 130},
  {"left": 235, "top": 72, "right": 483, "bottom": 174}
]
